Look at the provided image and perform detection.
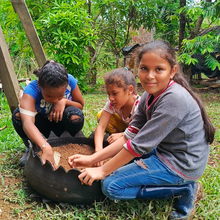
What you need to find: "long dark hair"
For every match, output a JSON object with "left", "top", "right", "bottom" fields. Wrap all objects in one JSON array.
[
  {"left": 137, "top": 40, "right": 215, "bottom": 144},
  {"left": 34, "top": 60, "right": 68, "bottom": 88}
]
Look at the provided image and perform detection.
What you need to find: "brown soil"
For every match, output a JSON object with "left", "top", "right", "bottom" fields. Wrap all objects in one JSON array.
[{"left": 38, "top": 143, "right": 96, "bottom": 171}]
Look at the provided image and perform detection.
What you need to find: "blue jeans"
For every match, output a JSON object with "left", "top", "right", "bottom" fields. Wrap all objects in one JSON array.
[{"left": 102, "top": 149, "right": 192, "bottom": 200}]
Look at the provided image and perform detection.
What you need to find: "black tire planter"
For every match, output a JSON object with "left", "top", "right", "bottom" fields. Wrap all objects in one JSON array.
[{"left": 24, "top": 131, "right": 107, "bottom": 205}]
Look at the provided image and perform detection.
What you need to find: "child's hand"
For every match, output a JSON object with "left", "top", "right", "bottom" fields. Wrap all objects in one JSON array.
[
  {"left": 107, "top": 133, "right": 124, "bottom": 144},
  {"left": 49, "top": 99, "right": 66, "bottom": 122},
  {"left": 41, "top": 145, "right": 57, "bottom": 170},
  {"left": 68, "top": 154, "right": 93, "bottom": 168},
  {"left": 78, "top": 167, "right": 105, "bottom": 186},
  {"left": 94, "top": 161, "right": 104, "bottom": 167}
]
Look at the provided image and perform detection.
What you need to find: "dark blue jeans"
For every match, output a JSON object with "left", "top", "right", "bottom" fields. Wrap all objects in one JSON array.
[{"left": 12, "top": 106, "right": 84, "bottom": 140}]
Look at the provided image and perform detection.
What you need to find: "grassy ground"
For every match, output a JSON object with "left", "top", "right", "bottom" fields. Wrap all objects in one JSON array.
[{"left": 0, "top": 89, "right": 220, "bottom": 219}]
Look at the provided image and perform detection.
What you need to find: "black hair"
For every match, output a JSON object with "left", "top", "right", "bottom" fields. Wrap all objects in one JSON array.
[
  {"left": 33, "top": 60, "right": 68, "bottom": 88},
  {"left": 104, "top": 67, "right": 137, "bottom": 93},
  {"left": 137, "top": 40, "right": 215, "bottom": 144}
]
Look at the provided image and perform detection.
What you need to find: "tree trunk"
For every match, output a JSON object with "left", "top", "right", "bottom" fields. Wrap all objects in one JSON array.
[
  {"left": 86, "top": 0, "right": 97, "bottom": 85},
  {"left": 90, "top": 68, "right": 97, "bottom": 85},
  {"left": 87, "top": 46, "right": 97, "bottom": 85},
  {"left": 116, "top": 53, "right": 120, "bottom": 68},
  {"left": 178, "top": 0, "right": 191, "bottom": 82},
  {"left": 178, "top": 0, "right": 186, "bottom": 52}
]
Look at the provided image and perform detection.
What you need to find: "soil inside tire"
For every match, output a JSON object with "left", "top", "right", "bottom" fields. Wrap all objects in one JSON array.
[{"left": 38, "top": 143, "right": 95, "bottom": 171}]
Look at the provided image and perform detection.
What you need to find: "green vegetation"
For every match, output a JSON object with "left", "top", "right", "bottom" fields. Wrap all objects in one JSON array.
[
  {"left": 0, "top": 0, "right": 220, "bottom": 218},
  {"left": 35, "top": 1, "right": 98, "bottom": 92},
  {"left": 0, "top": 0, "right": 219, "bottom": 92},
  {"left": 0, "top": 90, "right": 219, "bottom": 219}
]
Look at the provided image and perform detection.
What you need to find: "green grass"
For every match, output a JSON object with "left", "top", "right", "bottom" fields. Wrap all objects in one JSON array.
[
  {"left": 82, "top": 93, "right": 107, "bottom": 137},
  {"left": 0, "top": 90, "right": 220, "bottom": 219}
]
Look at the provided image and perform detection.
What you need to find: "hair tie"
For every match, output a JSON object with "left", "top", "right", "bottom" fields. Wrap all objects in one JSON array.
[{"left": 124, "top": 67, "right": 129, "bottom": 71}]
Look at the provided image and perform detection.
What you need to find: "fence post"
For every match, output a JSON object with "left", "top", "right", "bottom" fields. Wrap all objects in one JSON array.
[
  {"left": 0, "top": 25, "right": 20, "bottom": 113},
  {"left": 10, "top": 0, "right": 47, "bottom": 67}
]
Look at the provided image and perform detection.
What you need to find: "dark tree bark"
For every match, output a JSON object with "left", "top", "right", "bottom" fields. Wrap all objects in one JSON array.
[
  {"left": 87, "top": 47, "right": 97, "bottom": 85},
  {"left": 178, "top": 0, "right": 189, "bottom": 80},
  {"left": 189, "top": 15, "right": 204, "bottom": 40},
  {"left": 86, "top": 0, "right": 97, "bottom": 85},
  {"left": 178, "top": 0, "right": 186, "bottom": 52}
]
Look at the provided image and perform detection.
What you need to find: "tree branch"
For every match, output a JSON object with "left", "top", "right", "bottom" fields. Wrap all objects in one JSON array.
[{"left": 189, "top": 15, "right": 204, "bottom": 39}]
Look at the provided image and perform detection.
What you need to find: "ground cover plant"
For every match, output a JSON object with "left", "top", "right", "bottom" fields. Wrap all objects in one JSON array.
[{"left": 0, "top": 89, "right": 219, "bottom": 219}]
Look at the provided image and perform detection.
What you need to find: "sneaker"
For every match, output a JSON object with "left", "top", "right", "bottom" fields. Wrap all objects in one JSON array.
[
  {"left": 19, "top": 148, "right": 29, "bottom": 167},
  {"left": 169, "top": 182, "right": 203, "bottom": 220}
]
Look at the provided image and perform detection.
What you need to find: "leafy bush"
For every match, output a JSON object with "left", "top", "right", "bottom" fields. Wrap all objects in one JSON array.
[{"left": 36, "top": 0, "right": 98, "bottom": 92}]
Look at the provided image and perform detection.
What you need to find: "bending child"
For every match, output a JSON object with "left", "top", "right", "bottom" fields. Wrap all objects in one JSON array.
[
  {"left": 95, "top": 67, "right": 141, "bottom": 152},
  {"left": 12, "top": 60, "right": 84, "bottom": 168},
  {"left": 68, "top": 40, "right": 215, "bottom": 219}
]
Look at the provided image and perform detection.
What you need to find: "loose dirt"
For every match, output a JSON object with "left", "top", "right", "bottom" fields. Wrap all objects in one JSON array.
[{"left": 38, "top": 143, "right": 96, "bottom": 171}]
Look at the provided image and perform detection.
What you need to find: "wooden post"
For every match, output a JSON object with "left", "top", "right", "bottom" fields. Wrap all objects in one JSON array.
[
  {"left": 0, "top": 25, "right": 20, "bottom": 113},
  {"left": 10, "top": 0, "right": 47, "bottom": 67}
]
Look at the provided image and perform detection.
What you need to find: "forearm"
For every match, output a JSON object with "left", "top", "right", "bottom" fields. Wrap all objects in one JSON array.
[
  {"left": 23, "top": 121, "right": 49, "bottom": 149},
  {"left": 91, "top": 135, "right": 127, "bottom": 164},
  {"left": 64, "top": 99, "right": 83, "bottom": 110},
  {"left": 23, "top": 120, "right": 55, "bottom": 167},
  {"left": 94, "top": 127, "right": 105, "bottom": 152},
  {"left": 101, "top": 148, "right": 134, "bottom": 176}
]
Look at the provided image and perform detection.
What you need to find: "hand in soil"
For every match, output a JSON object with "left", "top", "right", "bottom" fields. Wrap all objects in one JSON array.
[
  {"left": 68, "top": 154, "right": 93, "bottom": 168},
  {"left": 38, "top": 144, "right": 96, "bottom": 171},
  {"left": 78, "top": 167, "right": 106, "bottom": 186},
  {"left": 41, "top": 145, "right": 57, "bottom": 170}
]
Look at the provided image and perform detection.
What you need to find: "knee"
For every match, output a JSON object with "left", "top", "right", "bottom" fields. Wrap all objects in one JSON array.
[
  {"left": 70, "top": 110, "right": 84, "bottom": 124},
  {"left": 12, "top": 109, "right": 22, "bottom": 124},
  {"left": 135, "top": 160, "right": 148, "bottom": 169},
  {"left": 70, "top": 115, "right": 81, "bottom": 122},
  {"left": 101, "top": 176, "right": 120, "bottom": 200},
  {"left": 15, "top": 112, "right": 21, "bottom": 120},
  {"left": 64, "top": 107, "right": 84, "bottom": 124},
  {"left": 101, "top": 179, "right": 114, "bottom": 199}
]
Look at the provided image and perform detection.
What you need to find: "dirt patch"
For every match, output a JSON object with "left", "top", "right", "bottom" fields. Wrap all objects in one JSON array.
[{"left": 207, "top": 140, "right": 220, "bottom": 168}]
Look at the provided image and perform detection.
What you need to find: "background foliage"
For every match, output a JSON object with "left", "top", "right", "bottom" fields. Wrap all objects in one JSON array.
[
  {"left": 0, "top": 0, "right": 220, "bottom": 91},
  {"left": 178, "top": 0, "right": 220, "bottom": 71},
  {"left": 35, "top": 1, "right": 98, "bottom": 92}
]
